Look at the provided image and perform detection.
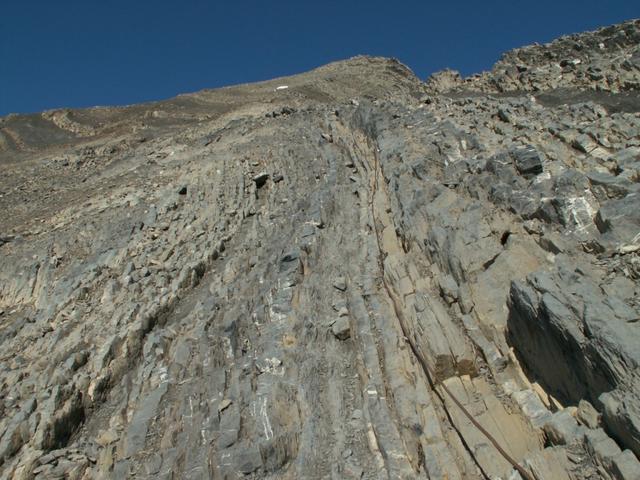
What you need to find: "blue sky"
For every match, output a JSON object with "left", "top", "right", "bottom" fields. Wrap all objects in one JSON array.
[{"left": 1, "top": 1, "right": 638, "bottom": 115}]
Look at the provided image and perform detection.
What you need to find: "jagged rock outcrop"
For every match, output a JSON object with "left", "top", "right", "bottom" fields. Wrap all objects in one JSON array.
[
  {"left": 1, "top": 20, "right": 639, "bottom": 480},
  {"left": 426, "top": 19, "right": 640, "bottom": 94}
]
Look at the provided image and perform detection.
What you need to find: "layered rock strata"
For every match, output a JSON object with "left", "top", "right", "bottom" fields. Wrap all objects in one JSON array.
[{"left": 1, "top": 19, "right": 640, "bottom": 480}]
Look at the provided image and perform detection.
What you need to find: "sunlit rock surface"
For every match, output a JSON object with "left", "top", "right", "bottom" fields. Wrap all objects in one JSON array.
[{"left": 1, "top": 19, "right": 640, "bottom": 480}]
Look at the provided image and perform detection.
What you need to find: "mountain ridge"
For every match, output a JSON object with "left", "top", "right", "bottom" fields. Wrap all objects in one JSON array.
[{"left": 1, "top": 19, "right": 640, "bottom": 480}]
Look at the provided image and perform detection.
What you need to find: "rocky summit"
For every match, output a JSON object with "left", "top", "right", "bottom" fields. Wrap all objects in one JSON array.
[{"left": 1, "top": 19, "right": 640, "bottom": 480}]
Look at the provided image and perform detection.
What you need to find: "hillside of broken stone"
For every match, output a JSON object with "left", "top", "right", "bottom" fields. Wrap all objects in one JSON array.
[{"left": 1, "top": 19, "right": 639, "bottom": 480}]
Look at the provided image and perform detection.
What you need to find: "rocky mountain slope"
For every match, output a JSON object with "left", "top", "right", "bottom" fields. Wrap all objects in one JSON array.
[{"left": 1, "top": 19, "right": 639, "bottom": 480}]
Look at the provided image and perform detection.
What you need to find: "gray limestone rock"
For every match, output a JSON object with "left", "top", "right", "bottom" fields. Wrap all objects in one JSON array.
[
  {"left": 333, "top": 276, "right": 348, "bottom": 292},
  {"left": 1, "top": 20, "right": 640, "bottom": 480},
  {"left": 611, "top": 450, "right": 640, "bottom": 480},
  {"left": 577, "top": 399, "right": 601, "bottom": 429},
  {"left": 543, "top": 410, "right": 582, "bottom": 445},
  {"left": 508, "top": 267, "right": 640, "bottom": 458},
  {"left": 512, "top": 145, "right": 544, "bottom": 177},
  {"left": 331, "top": 317, "right": 351, "bottom": 340}
]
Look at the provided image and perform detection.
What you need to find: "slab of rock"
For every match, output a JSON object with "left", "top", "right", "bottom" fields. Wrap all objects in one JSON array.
[
  {"left": 508, "top": 267, "right": 640, "bottom": 457},
  {"left": 543, "top": 410, "right": 582, "bottom": 445},
  {"left": 577, "top": 399, "right": 601, "bottom": 429},
  {"left": 332, "top": 317, "right": 351, "bottom": 340},
  {"left": 333, "top": 276, "right": 347, "bottom": 292},
  {"left": 512, "top": 145, "right": 543, "bottom": 176}
]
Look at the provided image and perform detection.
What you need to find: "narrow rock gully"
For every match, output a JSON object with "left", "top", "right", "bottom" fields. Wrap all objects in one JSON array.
[{"left": 363, "top": 120, "right": 533, "bottom": 480}]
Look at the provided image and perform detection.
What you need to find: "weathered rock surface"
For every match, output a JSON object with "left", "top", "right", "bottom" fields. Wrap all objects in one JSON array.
[{"left": 1, "top": 20, "right": 640, "bottom": 480}]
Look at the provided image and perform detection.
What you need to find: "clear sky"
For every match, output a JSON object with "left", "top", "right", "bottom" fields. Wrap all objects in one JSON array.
[{"left": 1, "top": 0, "right": 638, "bottom": 115}]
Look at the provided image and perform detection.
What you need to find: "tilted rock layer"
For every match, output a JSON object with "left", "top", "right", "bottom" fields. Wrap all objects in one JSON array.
[{"left": 1, "top": 19, "right": 640, "bottom": 480}]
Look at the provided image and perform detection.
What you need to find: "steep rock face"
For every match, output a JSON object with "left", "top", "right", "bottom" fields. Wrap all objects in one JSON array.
[
  {"left": 1, "top": 23, "right": 640, "bottom": 480},
  {"left": 508, "top": 266, "right": 640, "bottom": 457}
]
